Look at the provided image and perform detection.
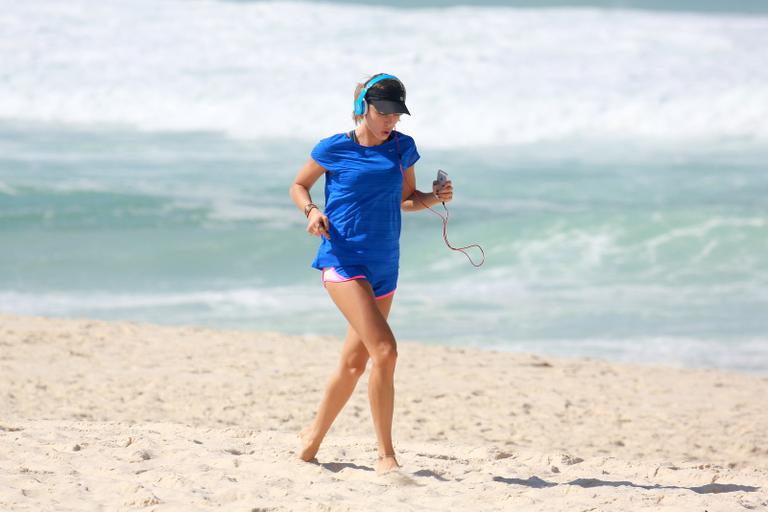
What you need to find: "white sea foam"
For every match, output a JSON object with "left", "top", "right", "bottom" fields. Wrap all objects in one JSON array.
[
  {"left": 470, "top": 335, "right": 768, "bottom": 374},
  {"left": 0, "top": 287, "right": 327, "bottom": 316},
  {"left": 0, "top": 181, "right": 17, "bottom": 195},
  {"left": 644, "top": 217, "right": 767, "bottom": 257},
  {"left": 1, "top": 1, "right": 767, "bottom": 148}
]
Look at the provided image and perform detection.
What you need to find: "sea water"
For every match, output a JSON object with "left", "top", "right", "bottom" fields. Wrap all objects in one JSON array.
[{"left": 1, "top": 0, "right": 767, "bottom": 373}]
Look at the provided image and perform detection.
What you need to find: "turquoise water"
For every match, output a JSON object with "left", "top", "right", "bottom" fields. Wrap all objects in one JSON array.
[
  {"left": 3, "top": 122, "right": 767, "bottom": 372},
  {"left": 1, "top": 0, "right": 767, "bottom": 372}
]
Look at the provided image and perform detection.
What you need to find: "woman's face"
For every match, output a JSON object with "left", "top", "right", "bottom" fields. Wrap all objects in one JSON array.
[{"left": 364, "top": 105, "right": 402, "bottom": 142}]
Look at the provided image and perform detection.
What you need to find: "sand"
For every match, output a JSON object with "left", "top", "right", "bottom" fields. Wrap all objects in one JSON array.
[{"left": 1, "top": 313, "right": 766, "bottom": 511}]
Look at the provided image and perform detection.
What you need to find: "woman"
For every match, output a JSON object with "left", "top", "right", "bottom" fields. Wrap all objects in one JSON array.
[{"left": 289, "top": 73, "right": 453, "bottom": 474}]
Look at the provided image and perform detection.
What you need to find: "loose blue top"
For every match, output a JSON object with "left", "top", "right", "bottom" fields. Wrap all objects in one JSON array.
[{"left": 310, "top": 130, "right": 420, "bottom": 268}]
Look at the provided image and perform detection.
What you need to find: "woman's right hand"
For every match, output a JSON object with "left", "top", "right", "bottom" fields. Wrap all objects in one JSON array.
[{"left": 307, "top": 209, "right": 331, "bottom": 239}]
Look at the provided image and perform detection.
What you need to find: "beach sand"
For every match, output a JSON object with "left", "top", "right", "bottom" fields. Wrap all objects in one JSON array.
[{"left": 1, "top": 313, "right": 766, "bottom": 511}]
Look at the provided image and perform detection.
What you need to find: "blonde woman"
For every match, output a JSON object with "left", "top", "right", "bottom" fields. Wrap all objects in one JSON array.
[{"left": 289, "top": 73, "right": 453, "bottom": 474}]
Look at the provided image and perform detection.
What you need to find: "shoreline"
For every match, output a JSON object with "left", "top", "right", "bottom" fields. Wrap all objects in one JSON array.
[
  {"left": 1, "top": 312, "right": 766, "bottom": 510},
  {"left": 4, "top": 311, "right": 764, "bottom": 377}
]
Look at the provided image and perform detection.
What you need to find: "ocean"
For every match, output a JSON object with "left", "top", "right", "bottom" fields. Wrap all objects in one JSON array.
[{"left": 1, "top": 0, "right": 767, "bottom": 373}]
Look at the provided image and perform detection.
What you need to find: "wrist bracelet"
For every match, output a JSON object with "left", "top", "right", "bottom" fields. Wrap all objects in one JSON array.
[{"left": 304, "top": 203, "right": 318, "bottom": 218}]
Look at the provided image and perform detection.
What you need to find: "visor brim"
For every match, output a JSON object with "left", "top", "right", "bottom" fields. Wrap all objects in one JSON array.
[{"left": 369, "top": 99, "right": 410, "bottom": 115}]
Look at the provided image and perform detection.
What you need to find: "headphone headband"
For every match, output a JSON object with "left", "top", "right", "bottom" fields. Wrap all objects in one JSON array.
[{"left": 354, "top": 74, "right": 402, "bottom": 116}]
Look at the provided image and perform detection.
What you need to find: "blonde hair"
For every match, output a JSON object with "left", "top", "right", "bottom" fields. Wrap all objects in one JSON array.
[{"left": 351, "top": 73, "right": 395, "bottom": 125}]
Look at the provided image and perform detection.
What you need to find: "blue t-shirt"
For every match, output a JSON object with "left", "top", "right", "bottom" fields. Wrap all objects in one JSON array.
[{"left": 310, "top": 130, "right": 420, "bottom": 268}]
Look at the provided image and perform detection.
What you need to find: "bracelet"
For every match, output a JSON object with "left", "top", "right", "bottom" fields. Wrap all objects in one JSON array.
[{"left": 304, "top": 203, "right": 318, "bottom": 218}]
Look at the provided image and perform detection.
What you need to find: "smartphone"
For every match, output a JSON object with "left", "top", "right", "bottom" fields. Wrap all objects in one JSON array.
[{"left": 436, "top": 169, "right": 448, "bottom": 190}]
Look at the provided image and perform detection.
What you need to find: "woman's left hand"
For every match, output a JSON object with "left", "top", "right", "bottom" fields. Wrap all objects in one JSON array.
[{"left": 432, "top": 179, "right": 453, "bottom": 203}]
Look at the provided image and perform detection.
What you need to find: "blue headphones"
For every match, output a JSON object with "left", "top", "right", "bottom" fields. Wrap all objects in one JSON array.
[{"left": 354, "top": 74, "right": 402, "bottom": 116}]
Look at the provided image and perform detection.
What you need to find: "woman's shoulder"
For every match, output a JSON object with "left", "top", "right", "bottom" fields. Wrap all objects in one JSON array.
[
  {"left": 311, "top": 132, "right": 355, "bottom": 168},
  {"left": 394, "top": 130, "right": 417, "bottom": 146},
  {"left": 315, "top": 132, "right": 352, "bottom": 148},
  {"left": 312, "top": 132, "right": 352, "bottom": 159}
]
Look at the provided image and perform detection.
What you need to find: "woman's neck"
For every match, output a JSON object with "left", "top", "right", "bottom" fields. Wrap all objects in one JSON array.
[{"left": 354, "top": 125, "right": 390, "bottom": 147}]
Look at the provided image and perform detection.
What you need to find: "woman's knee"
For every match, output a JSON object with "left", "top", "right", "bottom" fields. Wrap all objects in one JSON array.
[
  {"left": 341, "top": 355, "right": 368, "bottom": 378},
  {"left": 340, "top": 339, "right": 369, "bottom": 378},
  {"left": 370, "top": 340, "right": 398, "bottom": 371}
]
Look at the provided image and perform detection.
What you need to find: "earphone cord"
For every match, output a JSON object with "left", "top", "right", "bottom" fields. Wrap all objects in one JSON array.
[{"left": 395, "top": 134, "right": 485, "bottom": 268}]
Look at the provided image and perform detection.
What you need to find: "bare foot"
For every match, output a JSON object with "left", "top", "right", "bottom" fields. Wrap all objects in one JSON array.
[
  {"left": 376, "top": 455, "right": 401, "bottom": 475},
  {"left": 297, "top": 425, "right": 321, "bottom": 462}
]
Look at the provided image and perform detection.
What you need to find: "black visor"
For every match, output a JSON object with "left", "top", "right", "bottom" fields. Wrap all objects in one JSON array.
[{"left": 366, "top": 80, "right": 410, "bottom": 115}]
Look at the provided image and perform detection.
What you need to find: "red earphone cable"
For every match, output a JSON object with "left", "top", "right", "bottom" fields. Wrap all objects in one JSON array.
[{"left": 395, "top": 134, "right": 485, "bottom": 268}]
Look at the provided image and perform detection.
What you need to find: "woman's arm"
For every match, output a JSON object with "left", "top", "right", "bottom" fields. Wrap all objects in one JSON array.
[
  {"left": 289, "top": 158, "right": 331, "bottom": 238},
  {"left": 400, "top": 165, "right": 453, "bottom": 212}
]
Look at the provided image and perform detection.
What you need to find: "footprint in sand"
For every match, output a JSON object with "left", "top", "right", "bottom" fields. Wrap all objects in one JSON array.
[{"left": 334, "top": 466, "right": 422, "bottom": 486}]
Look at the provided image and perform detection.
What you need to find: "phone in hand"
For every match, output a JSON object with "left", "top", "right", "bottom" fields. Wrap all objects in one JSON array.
[{"left": 436, "top": 169, "right": 448, "bottom": 190}]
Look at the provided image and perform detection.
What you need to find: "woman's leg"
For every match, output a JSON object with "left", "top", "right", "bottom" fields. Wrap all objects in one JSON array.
[
  {"left": 299, "top": 282, "right": 395, "bottom": 466},
  {"left": 324, "top": 279, "right": 399, "bottom": 473}
]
